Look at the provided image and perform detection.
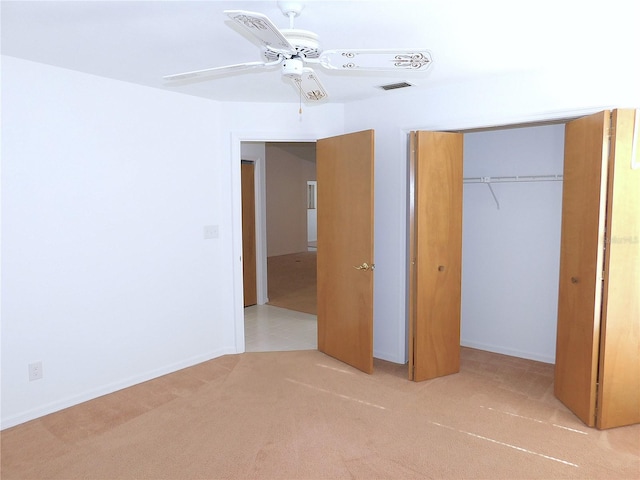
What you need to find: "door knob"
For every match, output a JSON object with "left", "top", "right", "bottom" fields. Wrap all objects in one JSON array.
[{"left": 353, "top": 262, "right": 374, "bottom": 271}]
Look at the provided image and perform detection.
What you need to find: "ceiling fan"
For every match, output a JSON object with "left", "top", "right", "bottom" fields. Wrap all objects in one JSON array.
[{"left": 163, "top": 1, "right": 433, "bottom": 102}]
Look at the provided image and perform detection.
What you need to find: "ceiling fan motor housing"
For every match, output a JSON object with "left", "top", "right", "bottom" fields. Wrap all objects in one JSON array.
[
  {"left": 263, "top": 29, "right": 321, "bottom": 62},
  {"left": 282, "top": 57, "right": 304, "bottom": 78}
]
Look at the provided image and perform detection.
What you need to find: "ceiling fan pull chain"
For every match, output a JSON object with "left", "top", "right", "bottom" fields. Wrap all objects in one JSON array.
[
  {"left": 299, "top": 81, "right": 303, "bottom": 117},
  {"left": 295, "top": 63, "right": 303, "bottom": 117}
]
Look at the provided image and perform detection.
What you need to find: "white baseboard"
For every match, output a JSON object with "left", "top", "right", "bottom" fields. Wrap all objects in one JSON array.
[
  {"left": 1, "top": 347, "right": 236, "bottom": 430},
  {"left": 374, "top": 349, "right": 406, "bottom": 365},
  {"left": 461, "top": 339, "right": 555, "bottom": 364}
]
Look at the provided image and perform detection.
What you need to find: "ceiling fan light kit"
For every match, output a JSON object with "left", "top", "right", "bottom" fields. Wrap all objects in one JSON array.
[
  {"left": 282, "top": 57, "right": 304, "bottom": 77},
  {"left": 163, "top": 2, "right": 433, "bottom": 103}
]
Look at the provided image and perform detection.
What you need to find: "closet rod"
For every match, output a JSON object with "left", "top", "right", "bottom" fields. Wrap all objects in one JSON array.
[{"left": 463, "top": 174, "right": 563, "bottom": 184}]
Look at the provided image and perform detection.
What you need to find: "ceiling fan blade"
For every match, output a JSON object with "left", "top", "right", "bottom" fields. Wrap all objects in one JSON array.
[
  {"left": 225, "top": 10, "right": 296, "bottom": 55},
  {"left": 163, "top": 60, "right": 280, "bottom": 82},
  {"left": 317, "top": 49, "right": 433, "bottom": 72},
  {"left": 288, "top": 68, "right": 328, "bottom": 102}
]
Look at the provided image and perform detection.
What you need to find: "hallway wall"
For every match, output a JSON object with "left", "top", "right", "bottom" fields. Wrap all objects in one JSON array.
[{"left": 265, "top": 143, "right": 316, "bottom": 256}]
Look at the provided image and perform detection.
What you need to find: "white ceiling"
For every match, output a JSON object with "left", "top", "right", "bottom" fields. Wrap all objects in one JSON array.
[{"left": 2, "top": 0, "right": 638, "bottom": 104}]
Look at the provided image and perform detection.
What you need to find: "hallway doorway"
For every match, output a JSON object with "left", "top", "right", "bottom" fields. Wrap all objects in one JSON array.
[{"left": 241, "top": 140, "right": 318, "bottom": 351}]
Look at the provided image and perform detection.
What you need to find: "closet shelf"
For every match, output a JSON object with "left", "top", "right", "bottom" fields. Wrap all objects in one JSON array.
[
  {"left": 463, "top": 174, "right": 563, "bottom": 184},
  {"left": 463, "top": 174, "right": 563, "bottom": 210}
]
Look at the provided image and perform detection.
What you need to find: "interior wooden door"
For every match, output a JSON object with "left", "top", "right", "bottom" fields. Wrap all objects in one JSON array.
[
  {"left": 409, "top": 131, "right": 463, "bottom": 381},
  {"left": 316, "top": 130, "right": 374, "bottom": 374},
  {"left": 555, "top": 111, "right": 610, "bottom": 427},
  {"left": 597, "top": 109, "right": 640, "bottom": 429},
  {"left": 241, "top": 162, "right": 257, "bottom": 307}
]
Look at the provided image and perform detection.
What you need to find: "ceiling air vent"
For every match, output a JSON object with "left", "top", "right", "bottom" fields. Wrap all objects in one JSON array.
[{"left": 379, "top": 81, "right": 413, "bottom": 91}]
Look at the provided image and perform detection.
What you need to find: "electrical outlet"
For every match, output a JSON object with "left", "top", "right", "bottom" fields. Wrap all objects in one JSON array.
[{"left": 29, "top": 361, "right": 43, "bottom": 381}]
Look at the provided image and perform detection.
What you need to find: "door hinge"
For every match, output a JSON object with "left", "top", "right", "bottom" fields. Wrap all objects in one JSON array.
[
  {"left": 608, "top": 111, "right": 615, "bottom": 136},
  {"left": 594, "top": 382, "right": 600, "bottom": 423},
  {"left": 606, "top": 112, "right": 614, "bottom": 159}
]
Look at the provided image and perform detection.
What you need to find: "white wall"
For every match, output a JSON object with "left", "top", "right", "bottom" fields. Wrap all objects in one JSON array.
[
  {"left": 1, "top": 56, "right": 232, "bottom": 428},
  {"left": 462, "top": 126, "right": 564, "bottom": 363},
  {"left": 344, "top": 67, "right": 640, "bottom": 364},
  {"left": 265, "top": 144, "right": 316, "bottom": 257},
  {"left": 0, "top": 56, "right": 344, "bottom": 428}
]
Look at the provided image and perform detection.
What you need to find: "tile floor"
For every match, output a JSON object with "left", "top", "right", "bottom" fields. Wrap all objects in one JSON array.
[{"left": 244, "top": 304, "right": 317, "bottom": 352}]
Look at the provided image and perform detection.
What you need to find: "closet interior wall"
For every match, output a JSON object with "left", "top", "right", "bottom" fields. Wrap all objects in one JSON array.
[{"left": 461, "top": 124, "right": 565, "bottom": 364}]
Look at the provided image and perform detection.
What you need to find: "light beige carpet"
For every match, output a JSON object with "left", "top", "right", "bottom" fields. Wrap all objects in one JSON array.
[
  {"left": 267, "top": 251, "right": 317, "bottom": 315},
  {"left": 1, "top": 348, "right": 639, "bottom": 479}
]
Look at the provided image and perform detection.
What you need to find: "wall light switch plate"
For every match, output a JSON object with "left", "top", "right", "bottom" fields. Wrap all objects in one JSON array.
[
  {"left": 29, "top": 361, "right": 43, "bottom": 381},
  {"left": 204, "top": 225, "right": 219, "bottom": 239}
]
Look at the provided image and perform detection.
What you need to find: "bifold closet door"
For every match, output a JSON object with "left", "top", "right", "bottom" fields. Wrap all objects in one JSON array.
[
  {"left": 597, "top": 109, "right": 639, "bottom": 429},
  {"left": 555, "top": 111, "right": 609, "bottom": 426},
  {"left": 555, "top": 109, "right": 639, "bottom": 429},
  {"left": 409, "top": 131, "right": 463, "bottom": 381}
]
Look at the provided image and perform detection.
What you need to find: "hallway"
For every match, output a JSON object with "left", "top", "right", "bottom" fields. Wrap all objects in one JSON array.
[{"left": 244, "top": 304, "right": 317, "bottom": 352}]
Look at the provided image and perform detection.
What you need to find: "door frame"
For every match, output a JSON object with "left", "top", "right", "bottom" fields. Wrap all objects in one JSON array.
[
  {"left": 239, "top": 148, "right": 268, "bottom": 307},
  {"left": 231, "top": 132, "right": 319, "bottom": 352}
]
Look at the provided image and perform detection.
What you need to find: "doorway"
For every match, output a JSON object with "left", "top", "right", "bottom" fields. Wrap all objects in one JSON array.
[{"left": 241, "top": 140, "right": 318, "bottom": 352}]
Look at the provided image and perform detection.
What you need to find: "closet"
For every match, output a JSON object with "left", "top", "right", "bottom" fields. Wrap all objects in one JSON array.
[
  {"left": 409, "top": 110, "right": 638, "bottom": 429},
  {"left": 554, "top": 109, "right": 639, "bottom": 429}
]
